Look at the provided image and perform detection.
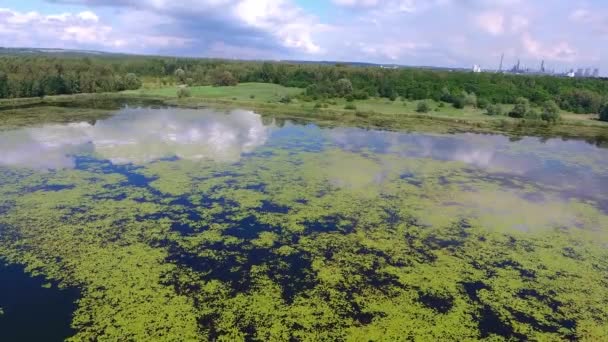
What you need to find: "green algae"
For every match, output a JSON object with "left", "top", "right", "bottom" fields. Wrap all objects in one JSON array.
[{"left": 1, "top": 110, "right": 608, "bottom": 341}]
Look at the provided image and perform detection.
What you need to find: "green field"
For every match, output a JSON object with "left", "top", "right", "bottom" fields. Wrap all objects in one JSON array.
[
  {"left": 129, "top": 83, "right": 302, "bottom": 102},
  {"left": 130, "top": 82, "right": 607, "bottom": 127}
]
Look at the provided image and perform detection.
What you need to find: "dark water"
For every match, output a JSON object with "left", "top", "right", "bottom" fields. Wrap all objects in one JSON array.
[
  {"left": 0, "top": 264, "right": 78, "bottom": 342},
  {"left": 0, "top": 107, "right": 607, "bottom": 340}
]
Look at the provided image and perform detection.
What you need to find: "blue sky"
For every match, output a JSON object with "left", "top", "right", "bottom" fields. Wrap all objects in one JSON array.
[{"left": 1, "top": 0, "right": 606, "bottom": 73}]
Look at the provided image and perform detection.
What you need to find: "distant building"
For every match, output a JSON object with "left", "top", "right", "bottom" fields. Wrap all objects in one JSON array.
[
  {"left": 576, "top": 68, "right": 584, "bottom": 77},
  {"left": 566, "top": 69, "right": 575, "bottom": 78},
  {"left": 593, "top": 68, "right": 600, "bottom": 78},
  {"left": 472, "top": 65, "right": 482, "bottom": 73}
]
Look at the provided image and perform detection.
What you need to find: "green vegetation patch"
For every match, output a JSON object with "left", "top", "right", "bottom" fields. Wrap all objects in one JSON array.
[{"left": 1, "top": 137, "right": 608, "bottom": 340}]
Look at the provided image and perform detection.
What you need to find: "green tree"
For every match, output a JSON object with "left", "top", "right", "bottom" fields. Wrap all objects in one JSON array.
[
  {"left": 124, "top": 73, "right": 142, "bottom": 90},
  {"left": 335, "top": 78, "right": 353, "bottom": 97},
  {"left": 540, "top": 100, "right": 561, "bottom": 123},
  {"left": 509, "top": 97, "right": 530, "bottom": 118},
  {"left": 211, "top": 70, "right": 238, "bottom": 87},
  {"left": 485, "top": 104, "right": 503, "bottom": 116},
  {"left": 416, "top": 101, "right": 430, "bottom": 113},
  {"left": 174, "top": 68, "right": 186, "bottom": 84}
]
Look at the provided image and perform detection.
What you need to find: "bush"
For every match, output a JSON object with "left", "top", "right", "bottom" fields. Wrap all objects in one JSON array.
[
  {"left": 524, "top": 110, "right": 540, "bottom": 120},
  {"left": 211, "top": 70, "right": 238, "bottom": 87},
  {"left": 477, "top": 98, "right": 489, "bottom": 109},
  {"left": 462, "top": 91, "right": 478, "bottom": 107},
  {"left": 185, "top": 78, "right": 195, "bottom": 87},
  {"left": 344, "top": 103, "right": 357, "bottom": 110},
  {"left": 485, "top": 104, "right": 503, "bottom": 116},
  {"left": 416, "top": 101, "right": 430, "bottom": 113},
  {"left": 279, "top": 94, "right": 292, "bottom": 104},
  {"left": 335, "top": 78, "right": 353, "bottom": 97},
  {"left": 124, "top": 73, "right": 142, "bottom": 90},
  {"left": 540, "top": 100, "right": 561, "bottom": 123},
  {"left": 174, "top": 68, "right": 186, "bottom": 83},
  {"left": 452, "top": 97, "right": 465, "bottom": 109},
  {"left": 353, "top": 90, "right": 369, "bottom": 100},
  {"left": 509, "top": 97, "right": 530, "bottom": 118},
  {"left": 600, "top": 105, "right": 608, "bottom": 122},
  {"left": 345, "top": 94, "right": 354, "bottom": 102},
  {"left": 250, "top": 94, "right": 255, "bottom": 99},
  {"left": 177, "top": 87, "right": 191, "bottom": 98}
]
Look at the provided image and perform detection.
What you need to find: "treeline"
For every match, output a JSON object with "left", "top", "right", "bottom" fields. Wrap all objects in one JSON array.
[
  {"left": 0, "top": 56, "right": 142, "bottom": 98},
  {"left": 1, "top": 54, "right": 608, "bottom": 115}
]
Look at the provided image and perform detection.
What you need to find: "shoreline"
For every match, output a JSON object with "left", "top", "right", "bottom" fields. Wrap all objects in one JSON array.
[{"left": 1, "top": 92, "right": 607, "bottom": 144}]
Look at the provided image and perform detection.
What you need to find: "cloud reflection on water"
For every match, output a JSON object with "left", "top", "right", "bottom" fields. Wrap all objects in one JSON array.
[{"left": 0, "top": 108, "right": 271, "bottom": 169}]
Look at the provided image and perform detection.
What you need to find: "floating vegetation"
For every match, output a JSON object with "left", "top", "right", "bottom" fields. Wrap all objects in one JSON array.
[{"left": 1, "top": 107, "right": 608, "bottom": 340}]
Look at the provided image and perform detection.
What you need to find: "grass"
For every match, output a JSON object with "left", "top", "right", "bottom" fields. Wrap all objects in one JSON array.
[
  {"left": 127, "top": 83, "right": 302, "bottom": 102},
  {"left": 1, "top": 82, "right": 607, "bottom": 141}
]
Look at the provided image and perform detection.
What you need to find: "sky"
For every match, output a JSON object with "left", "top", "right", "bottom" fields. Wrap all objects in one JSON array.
[{"left": 0, "top": 0, "right": 606, "bottom": 73}]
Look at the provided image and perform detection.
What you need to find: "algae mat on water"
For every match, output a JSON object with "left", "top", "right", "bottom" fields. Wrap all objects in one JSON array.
[{"left": 0, "top": 107, "right": 608, "bottom": 341}]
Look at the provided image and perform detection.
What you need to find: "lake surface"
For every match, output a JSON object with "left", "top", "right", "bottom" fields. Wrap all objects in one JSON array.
[{"left": 0, "top": 106, "right": 607, "bottom": 340}]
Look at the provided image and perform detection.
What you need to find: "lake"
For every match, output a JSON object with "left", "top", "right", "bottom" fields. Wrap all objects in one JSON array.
[{"left": 1, "top": 106, "right": 607, "bottom": 340}]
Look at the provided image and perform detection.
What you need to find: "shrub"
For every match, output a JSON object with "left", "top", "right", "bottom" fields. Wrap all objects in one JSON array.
[
  {"left": 416, "top": 101, "right": 430, "bottom": 113},
  {"left": 177, "top": 87, "right": 191, "bottom": 98},
  {"left": 600, "top": 105, "right": 608, "bottom": 122},
  {"left": 279, "top": 94, "right": 292, "bottom": 104},
  {"left": 249, "top": 94, "right": 255, "bottom": 99},
  {"left": 335, "top": 78, "right": 353, "bottom": 97},
  {"left": 174, "top": 68, "right": 186, "bottom": 83},
  {"left": 452, "top": 97, "right": 465, "bottom": 109},
  {"left": 477, "top": 98, "right": 489, "bottom": 109},
  {"left": 353, "top": 90, "right": 369, "bottom": 100},
  {"left": 344, "top": 103, "right": 357, "bottom": 110},
  {"left": 345, "top": 94, "right": 354, "bottom": 102},
  {"left": 524, "top": 110, "right": 540, "bottom": 120},
  {"left": 509, "top": 97, "right": 530, "bottom": 118},
  {"left": 124, "top": 73, "right": 142, "bottom": 90},
  {"left": 211, "top": 70, "right": 238, "bottom": 87},
  {"left": 355, "top": 111, "right": 369, "bottom": 118},
  {"left": 185, "top": 78, "right": 195, "bottom": 87},
  {"left": 462, "top": 91, "right": 478, "bottom": 107},
  {"left": 540, "top": 100, "right": 561, "bottom": 123},
  {"left": 485, "top": 104, "right": 503, "bottom": 116}
]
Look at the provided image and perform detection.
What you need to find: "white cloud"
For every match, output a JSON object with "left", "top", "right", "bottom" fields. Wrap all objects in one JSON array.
[
  {"left": 521, "top": 33, "right": 577, "bottom": 62},
  {"left": 0, "top": 8, "right": 190, "bottom": 51},
  {"left": 45, "top": 0, "right": 323, "bottom": 54},
  {"left": 476, "top": 11, "right": 505, "bottom": 35}
]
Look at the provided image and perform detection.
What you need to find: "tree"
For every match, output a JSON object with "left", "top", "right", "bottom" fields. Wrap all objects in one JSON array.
[
  {"left": 509, "top": 97, "right": 530, "bottom": 118},
  {"left": 174, "top": 68, "right": 186, "bottom": 83},
  {"left": 416, "top": 101, "right": 430, "bottom": 113},
  {"left": 485, "top": 104, "right": 503, "bottom": 116},
  {"left": 540, "top": 100, "right": 561, "bottom": 123},
  {"left": 124, "top": 73, "right": 142, "bottom": 90},
  {"left": 335, "top": 78, "right": 353, "bottom": 97},
  {"left": 211, "top": 70, "right": 238, "bottom": 87}
]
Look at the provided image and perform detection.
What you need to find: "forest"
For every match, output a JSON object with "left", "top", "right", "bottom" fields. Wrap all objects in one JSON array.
[{"left": 1, "top": 54, "right": 608, "bottom": 116}]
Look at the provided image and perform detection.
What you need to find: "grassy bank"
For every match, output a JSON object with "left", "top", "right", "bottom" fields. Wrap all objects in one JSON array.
[{"left": 2, "top": 83, "right": 608, "bottom": 142}]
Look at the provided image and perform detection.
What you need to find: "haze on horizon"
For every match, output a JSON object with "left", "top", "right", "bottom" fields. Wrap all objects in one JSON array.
[{"left": 0, "top": 0, "right": 606, "bottom": 74}]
